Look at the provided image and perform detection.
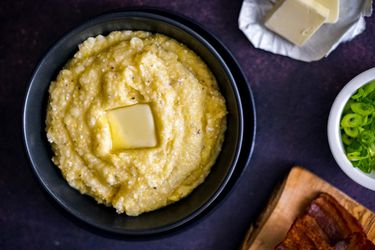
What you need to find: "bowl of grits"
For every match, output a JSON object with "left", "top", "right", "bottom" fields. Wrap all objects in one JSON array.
[{"left": 23, "top": 9, "right": 256, "bottom": 236}]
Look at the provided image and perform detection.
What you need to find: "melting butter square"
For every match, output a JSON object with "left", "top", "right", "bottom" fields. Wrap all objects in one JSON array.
[
  {"left": 265, "top": 0, "right": 330, "bottom": 46},
  {"left": 107, "top": 104, "right": 157, "bottom": 150}
]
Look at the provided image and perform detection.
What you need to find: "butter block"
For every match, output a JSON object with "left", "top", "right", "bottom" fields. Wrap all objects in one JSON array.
[
  {"left": 107, "top": 104, "right": 157, "bottom": 150},
  {"left": 265, "top": 0, "right": 330, "bottom": 46},
  {"left": 315, "top": 0, "right": 340, "bottom": 23}
]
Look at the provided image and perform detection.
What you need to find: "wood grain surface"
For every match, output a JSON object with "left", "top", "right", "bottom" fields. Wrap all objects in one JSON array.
[{"left": 241, "top": 166, "right": 375, "bottom": 250}]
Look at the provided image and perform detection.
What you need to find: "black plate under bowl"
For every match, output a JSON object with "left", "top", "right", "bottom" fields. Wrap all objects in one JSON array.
[{"left": 23, "top": 9, "right": 256, "bottom": 237}]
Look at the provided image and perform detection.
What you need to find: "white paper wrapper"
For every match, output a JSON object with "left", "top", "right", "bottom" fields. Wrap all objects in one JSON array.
[{"left": 239, "top": 0, "right": 373, "bottom": 62}]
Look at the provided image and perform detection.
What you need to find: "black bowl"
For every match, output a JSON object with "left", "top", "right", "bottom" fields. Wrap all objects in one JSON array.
[{"left": 23, "top": 9, "right": 255, "bottom": 236}]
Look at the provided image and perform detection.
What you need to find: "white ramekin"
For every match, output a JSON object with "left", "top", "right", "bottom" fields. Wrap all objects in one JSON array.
[{"left": 328, "top": 67, "right": 375, "bottom": 191}]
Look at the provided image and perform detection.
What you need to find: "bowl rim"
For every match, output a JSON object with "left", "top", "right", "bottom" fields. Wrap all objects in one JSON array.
[
  {"left": 22, "top": 9, "right": 255, "bottom": 236},
  {"left": 327, "top": 67, "right": 375, "bottom": 191}
]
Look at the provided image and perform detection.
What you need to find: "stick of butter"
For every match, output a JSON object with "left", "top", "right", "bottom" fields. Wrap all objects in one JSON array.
[
  {"left": 107, "top": 104, "right": 157, "bottom": 150},
  {"left": 315, "top": 0, "right": 340, "bottom": 23},
  {"left": 265, "top": 0, "right": 330, "bottom": 46}
]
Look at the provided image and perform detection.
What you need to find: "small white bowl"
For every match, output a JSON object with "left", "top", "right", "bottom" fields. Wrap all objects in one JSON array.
[{"left": 328, "top": 67, "right": 375, "bottom": 191}]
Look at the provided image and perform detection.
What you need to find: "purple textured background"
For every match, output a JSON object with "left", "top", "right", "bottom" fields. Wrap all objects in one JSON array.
[{"left": 1, "top": 0, "right": 375, "bottom": 249}]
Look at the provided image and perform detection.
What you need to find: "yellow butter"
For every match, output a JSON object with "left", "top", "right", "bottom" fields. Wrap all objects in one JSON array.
[
  {"left": 265, "top": 0, "right": 330, "bottom": 46},
  {"left": 315, "top": 0, "right": 340, "bottom": 23},
  {"left": 107, "top": 104, "right": 157, "bottom": 150}
]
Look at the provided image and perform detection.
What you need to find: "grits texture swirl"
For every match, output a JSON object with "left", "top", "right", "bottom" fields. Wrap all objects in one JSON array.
[{"left": 46, "top": 31, "right": 227, "bottom": 216}]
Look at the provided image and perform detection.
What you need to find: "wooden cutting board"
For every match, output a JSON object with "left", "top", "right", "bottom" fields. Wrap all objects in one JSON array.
[{"left": 241, "top": 166, "right": 375, "bottom": 250}]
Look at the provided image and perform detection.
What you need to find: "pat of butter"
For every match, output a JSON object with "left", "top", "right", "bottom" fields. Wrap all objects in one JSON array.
[
  {"left": 315, "top": 0, "right": 340, "bottom": 23},
  {"left": 265, "top": 0, "right": 330, "bottom": 46},
  {"left": 107, "top": 104, "right": 157, "bottom": 150}
]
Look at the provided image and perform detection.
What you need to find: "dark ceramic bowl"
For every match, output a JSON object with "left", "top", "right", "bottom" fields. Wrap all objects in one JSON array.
[{"left": 23, "top": 9, "right": 256, "bottom": 236}]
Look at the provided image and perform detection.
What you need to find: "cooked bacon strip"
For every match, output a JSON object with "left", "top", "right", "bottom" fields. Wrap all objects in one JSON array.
[
  {"left": 275, "top": 193, "right": 375, "bottom": 250},
  {"left": 334, "top": 233, "right": 375, "bottom": 250},
  {"left": 307, "top": 193, "right": 363, "bottom": 244},
  {"left": 275, "top": 214, "right": 331, "bottom": 250}
]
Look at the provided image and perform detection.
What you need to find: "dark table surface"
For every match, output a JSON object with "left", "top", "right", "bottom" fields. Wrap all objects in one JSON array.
[{"left": 1, "top": 0, "right": 375, "bottom": 249}]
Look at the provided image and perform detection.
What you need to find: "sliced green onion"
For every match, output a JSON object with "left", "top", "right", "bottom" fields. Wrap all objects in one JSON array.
[
  {"left": 344, "top": 127, "right": 359, "bottom": 138},
  {"left": 351, "top": 88, "right": 365, "bottom": 100},
  {"left": 368, "top": 143, "right": 375, "bottom": 157},
  {"left": 347, "top": 151, "right": 367, "bottom": 161},
  {"left": 340, "top": 80, "right": 375, "bottom": 174},
  {"left": 360, "top": 130, "right": 375, "bottom": 144},
  {"left": 363, "top": 80, "right": 375, "bottom": 96},
  {"left": 350, "top": 102, "right": 373, "bottom": 116},
  {"left": 362, "top": 115, "right": 373, "bottom": 126},
  {"left": 342, "top": 134, "right": 353, "bottom": 145},
  {"left": 343, "top": 100, "right": 354, "bottom": 114},
  {"left": 341, "top": 114, "right": 362, "bottom": 128}
]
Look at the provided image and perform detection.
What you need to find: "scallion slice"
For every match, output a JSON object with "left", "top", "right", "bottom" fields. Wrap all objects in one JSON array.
[{"left": 340, "top": 80, "right": 375, "bottom": 174}]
